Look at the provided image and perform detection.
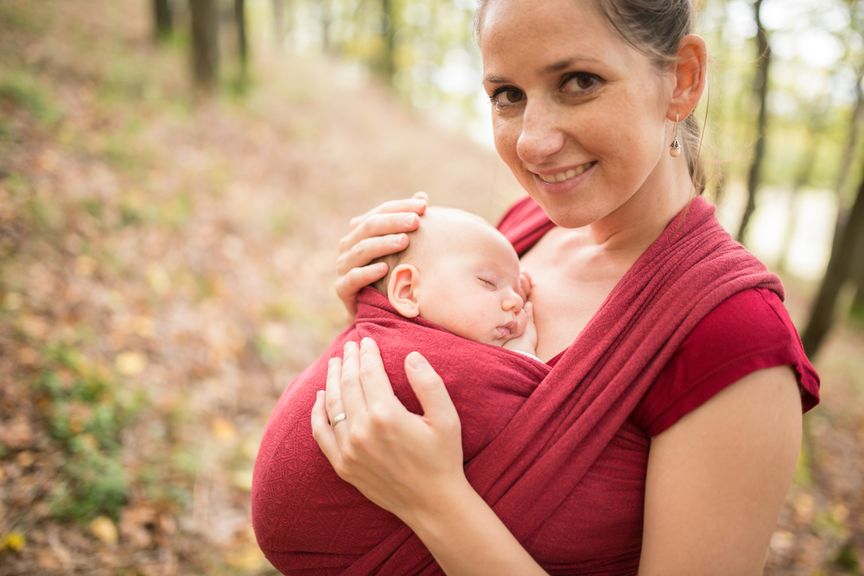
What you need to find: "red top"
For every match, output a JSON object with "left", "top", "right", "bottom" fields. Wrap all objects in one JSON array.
[{"left": 496, "top": 196, "right": 820, "bottom": 574}]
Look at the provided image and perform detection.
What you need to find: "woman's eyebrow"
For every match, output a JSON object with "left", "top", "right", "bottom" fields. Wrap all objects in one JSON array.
[{"left": 484, "top": 57, "right": 603, "bottom": 84}]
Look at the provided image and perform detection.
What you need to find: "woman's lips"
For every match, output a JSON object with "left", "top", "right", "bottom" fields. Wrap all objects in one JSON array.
[{"left": 534, "top": 161, "right": 597, "bottom": 186}]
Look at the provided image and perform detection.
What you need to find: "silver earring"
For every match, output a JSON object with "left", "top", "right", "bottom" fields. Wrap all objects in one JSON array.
[{"left": 670, "top": 114, "right": 681, "bottom": 158}]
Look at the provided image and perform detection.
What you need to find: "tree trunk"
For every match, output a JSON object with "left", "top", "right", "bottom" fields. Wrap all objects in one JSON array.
[
  {"left": 272, "top": 0, "right": 285, "bottom": 48},
  {"left": 835, "top": 63, "right": 864, "bottom": 198},
  {"left": 380, "top": 0, "right": 397, "bottom": 82},
  {"left": 850, "top": 234, "right": 864, "bottom": 322},
  {"left": 153, "top": 0, "right": 173, "bottom": 42},
  {"left": 736, "top": 0, "right": 771, "bottom": 243},
  {"left": 235, "top": 0, "right": 248, "bottom": 81},
  {"left": 320, "top": 0, "right": 333, "bottom": 52},
  {"left": 189, "top": 0, "right": 219, "bottom": 94},
  {"left": 801, "top": 155, "right": 864, "bottom": 357}
]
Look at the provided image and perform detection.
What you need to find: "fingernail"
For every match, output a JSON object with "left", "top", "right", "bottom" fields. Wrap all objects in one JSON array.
[
  {"left": 394, "top": 233, "right": 407, "bottom": 245},
  {"left": 403, "top": 214, "right": 417, "bottom": 226},
  {"left": 407, "top": 351, "right": 428, "bottom": 369}
]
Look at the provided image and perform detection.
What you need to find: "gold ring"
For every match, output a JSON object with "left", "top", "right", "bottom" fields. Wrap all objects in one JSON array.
[{"left": 330, "top": 412, "right": 347, "bottom": 428}]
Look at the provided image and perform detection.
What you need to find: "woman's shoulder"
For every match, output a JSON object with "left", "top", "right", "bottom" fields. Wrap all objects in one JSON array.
[{"left": 632, "top": 287, "right": 820, "bottom": 436}]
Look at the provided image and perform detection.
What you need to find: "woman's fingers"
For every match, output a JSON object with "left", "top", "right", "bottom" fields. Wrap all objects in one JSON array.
[
  {"left": 337, "top": 214, "right": 419, "bottom": 272},
  {"left": 359, "top": 338, "right": 396, "bottom": 402},
  {"left": 404, "top": 352, "right": 460, "bottom": 430},
  {"left": 518, "top": 271, "right": 533, "bottom": 301},
  {"left": 347, "top": 194, "right": 428, "bottom": 229},
  {"left": 335, "top": 263, "right": 389, "bottom": 316},
  {"left": 324, "top": 355, "right": 350, "bottom": 440},
  {"left": 311, "top": 390, "right": 340, "bottom": 463},
  {"left": 336, "top": 233, "right": 410, "bottom": 276},
  {"left": 340, "top": 340, "right": 367, "bottom": 424}
]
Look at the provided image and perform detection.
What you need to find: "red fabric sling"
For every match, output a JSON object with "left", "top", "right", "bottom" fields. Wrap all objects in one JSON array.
[
  {"left": 252, "top": 196, "right": 784, "bottom": 575},
  {"left": 253, "top": 289, "right": 550, "bottom": 574}
]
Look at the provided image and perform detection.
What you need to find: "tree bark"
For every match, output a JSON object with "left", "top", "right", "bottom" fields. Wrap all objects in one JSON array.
[
  {"left": 380, "top": 0, "right": 398, "bottom": 82},
  {"left": 736, "top": 0, "right": 771, "bottom": 243},
  {"left": 320, "top": 0, "right": 333, "bottom": 52},
  {"left": 189, "top": 0, "right": 219, "bottom": 94},
  {"left": 153, "top": 0, "right": 173, "bottom": 42},
  {"left": 802, "top": 155, "right": 864, "bottom": 357},
  {"left": 835, "top": 63, "right": 864, "bottom": 198},
  {"left": 272, "top": 0, "right": 285, "bottom": 48},
  {"left": 235, "top": 0, "right": 248, "bottom": 81}
]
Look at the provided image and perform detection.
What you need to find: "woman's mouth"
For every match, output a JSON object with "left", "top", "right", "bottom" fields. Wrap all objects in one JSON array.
[{"left": 536, "top": 161, "right": 596, "bottom": 184}]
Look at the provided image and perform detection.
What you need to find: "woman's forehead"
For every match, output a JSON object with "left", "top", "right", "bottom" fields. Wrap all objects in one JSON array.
[{"left": 479, "top": 0, "right": 627, "bottom": 73}]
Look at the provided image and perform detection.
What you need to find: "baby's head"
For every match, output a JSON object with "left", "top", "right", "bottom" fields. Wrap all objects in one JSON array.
[{"left": 374, "top": 207, "right": 525, "bottom": 346}]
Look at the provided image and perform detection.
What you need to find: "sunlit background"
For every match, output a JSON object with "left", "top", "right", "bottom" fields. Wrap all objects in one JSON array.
[{"left": 1, "top": 0, "right": 862, "bottom": 574}]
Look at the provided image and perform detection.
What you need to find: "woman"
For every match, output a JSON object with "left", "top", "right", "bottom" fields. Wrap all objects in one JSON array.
[{"left": 308, "top": 0, "right": 820, "bottom": 574}]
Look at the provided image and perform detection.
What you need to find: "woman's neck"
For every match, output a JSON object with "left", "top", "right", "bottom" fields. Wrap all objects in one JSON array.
[{"left": 587, "top": 162, "right": 695, "bottom": 257}]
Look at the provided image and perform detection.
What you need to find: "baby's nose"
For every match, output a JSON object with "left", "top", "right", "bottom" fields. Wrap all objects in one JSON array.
[{"left": 503, "top": 291, "right": 524, "bottom": 313}]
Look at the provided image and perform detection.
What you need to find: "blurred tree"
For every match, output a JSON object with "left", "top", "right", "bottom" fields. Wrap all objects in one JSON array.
[
  {"left": 321, "top": 0, "right": 333, "bottom": 52},
  {"left": 272, "top": 0, "right": 287, "bottom": 48},
  {"left": 802, "top": 156, "right": 864, "bottom": 356},
  {"left": 189, "top": 0, "right": 219, "bottom": 93},
  {"left": 379, "top": 0, "right": 398, "bottom": 82},
  {"left": 777, "top": 98, "right": 830, "bottom": 274},
  {"left": 736, "top": 0, "right": 771, "bottom": 243},
  {"left": 834, "top": 64, "right": 864, "bottom": 198},
  {"left": 235, "top": 0, "right": 249, "bottom": 83},
  {"left": 153, "top": 0, "right": 174, "bottom": 42},
  {"left": 851, "top": 234, "right": 864, "bottom": 321}
]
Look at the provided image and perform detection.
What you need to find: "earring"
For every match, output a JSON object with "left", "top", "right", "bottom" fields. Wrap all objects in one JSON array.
[{"left": 670, "top": 114, "right": 681, "bottom": 158}]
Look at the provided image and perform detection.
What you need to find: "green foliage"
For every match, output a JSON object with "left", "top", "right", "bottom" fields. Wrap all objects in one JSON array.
[
  {"left": 834, "top": 541, "right": 861, "bottom": 573},
  {"left": 0, "top": 70, "right": 62, "bottom": 126},
  {"left": 35, "top": 343, "right": 144, "bottom": 522}
]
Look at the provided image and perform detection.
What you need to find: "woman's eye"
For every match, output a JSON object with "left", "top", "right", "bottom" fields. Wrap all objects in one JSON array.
[
  {"left": 562, "top": 72, "right": 602, "bottom": 95},
  {"left": 489, "top": 86, "right": 524, "bottom": 108}
]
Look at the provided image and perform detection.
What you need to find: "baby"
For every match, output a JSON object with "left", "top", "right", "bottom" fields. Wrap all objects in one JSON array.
[{"left": 372, "top": 206, "right": 537, "bottom": 357}]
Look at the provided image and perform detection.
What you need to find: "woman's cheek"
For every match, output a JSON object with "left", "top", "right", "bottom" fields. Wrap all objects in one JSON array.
[{"left": 492, "top": 117, "right": 519, "bottom": 165}]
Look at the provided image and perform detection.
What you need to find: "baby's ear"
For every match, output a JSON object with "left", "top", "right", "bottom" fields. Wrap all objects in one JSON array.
[{"left": 388, "top": 264, "right": 421, "bottom": 318}]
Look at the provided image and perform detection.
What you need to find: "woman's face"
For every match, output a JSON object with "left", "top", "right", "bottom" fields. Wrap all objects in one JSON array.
[{"left": 479, "top": 0, "right": 676, "bottom": 229}]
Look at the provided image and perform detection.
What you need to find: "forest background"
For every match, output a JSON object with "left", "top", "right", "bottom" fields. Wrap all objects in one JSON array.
[{"left": 0, "top": 0, "right": 863, "bottom": 574}]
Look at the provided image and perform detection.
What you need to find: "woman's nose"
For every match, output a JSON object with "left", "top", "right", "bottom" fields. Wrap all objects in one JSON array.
[{"left": 516, "top": 99, "right": 565, "bottom": 165}]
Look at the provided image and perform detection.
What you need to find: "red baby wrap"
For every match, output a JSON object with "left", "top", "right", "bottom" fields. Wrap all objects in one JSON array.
[{"left": 252, "top": 197, "right": 785, "bottom": 574}]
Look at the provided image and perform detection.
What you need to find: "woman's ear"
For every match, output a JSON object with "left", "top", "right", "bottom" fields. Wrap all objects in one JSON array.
[
  {"left": 387, "top": 264, "right": 421, "bottom": 318},
  {"left": 668, "top": 34, "right": 707, "bottom": 120}
]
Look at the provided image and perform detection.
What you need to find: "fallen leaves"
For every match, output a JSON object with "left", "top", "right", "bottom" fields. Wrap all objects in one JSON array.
[{"left": 0, "top": 531, "right": 26, "bottom": 553}]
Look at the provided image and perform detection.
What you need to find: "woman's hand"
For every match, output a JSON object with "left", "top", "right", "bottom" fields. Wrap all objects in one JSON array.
[
  {"left": 311, "top": 338, "right": 548, "bottom": 575},
  {"left": 311, "top": 337, "right": 465, "bottom": 523},
  {"left": 335, "top": 192, "right": 428, "bottom": 318}
]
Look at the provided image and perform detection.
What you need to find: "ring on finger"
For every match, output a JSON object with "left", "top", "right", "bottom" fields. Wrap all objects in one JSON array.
[{"left": 330, "top": 412, "right": 347, "bottom": 428}]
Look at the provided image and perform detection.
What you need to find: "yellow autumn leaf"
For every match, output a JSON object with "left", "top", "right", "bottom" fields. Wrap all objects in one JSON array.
[
  {"left": 224, "top": 544, "right": 268, "bottom": 570},
  {"left": 211, "top": 417, "right": 237, "bottom": 442},
  {"left": 0, "top": 531, "right": 26, "bottom": 552},
  {"left": 89, "top": 516, "right": 118, "bottom": 546},
  {"left": 115, "top": 351, "right": 147, "bottom": 376}
]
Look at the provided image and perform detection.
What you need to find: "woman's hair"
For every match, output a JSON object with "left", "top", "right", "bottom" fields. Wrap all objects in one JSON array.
[{"left": 474, "top": 0, "right": 705, "bottom": 193}]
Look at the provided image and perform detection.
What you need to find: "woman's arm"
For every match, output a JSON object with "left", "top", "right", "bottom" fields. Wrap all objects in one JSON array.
[
  {"left": 311, "top": 338, "right": 547, "bottom": 575},
  {"left": 639, "top": 366, "right": 803, "bottom": 575}
]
